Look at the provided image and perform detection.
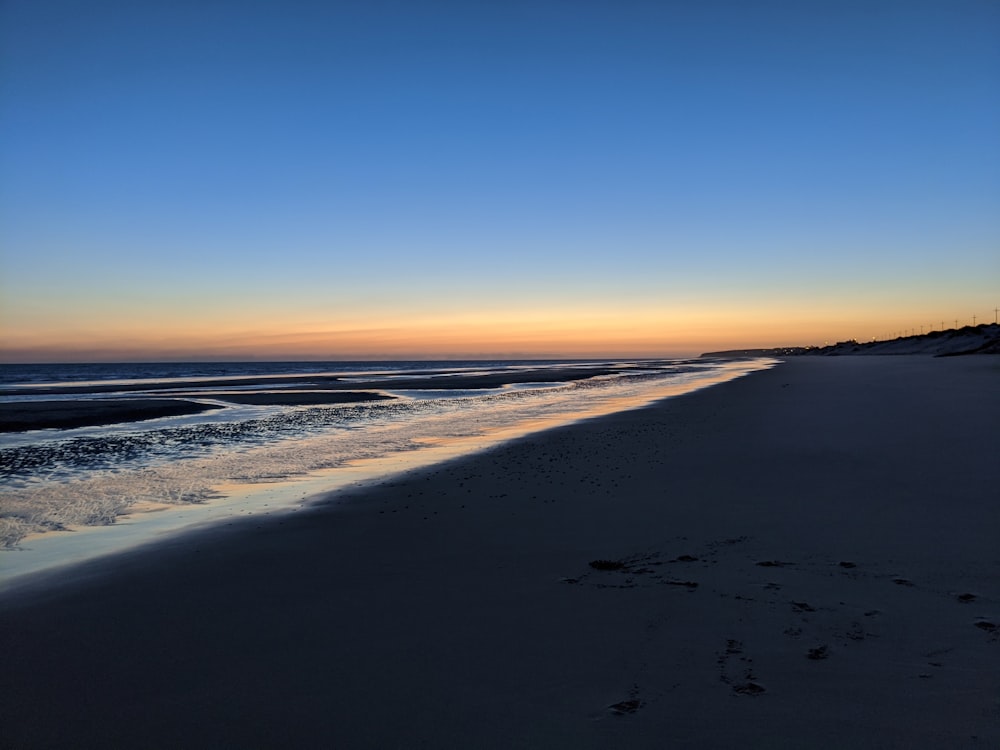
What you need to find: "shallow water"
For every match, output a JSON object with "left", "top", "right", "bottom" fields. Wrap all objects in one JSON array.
[{"left": 0, "top": 358, "right": 772, "bottom": 583}]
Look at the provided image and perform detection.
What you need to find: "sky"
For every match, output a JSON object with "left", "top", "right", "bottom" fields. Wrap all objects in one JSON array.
[{"left": 1, "top": 0, "right": 998, "bottom": 361}]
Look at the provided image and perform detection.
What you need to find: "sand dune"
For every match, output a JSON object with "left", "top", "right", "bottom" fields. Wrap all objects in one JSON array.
[{"left": 704, "top": 322, "right": 1000, "bottom": 358}]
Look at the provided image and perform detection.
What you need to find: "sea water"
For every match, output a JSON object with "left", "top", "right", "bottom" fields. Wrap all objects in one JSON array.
[{"left": 0, "top": 358, "right": 772, "bottom": 582}]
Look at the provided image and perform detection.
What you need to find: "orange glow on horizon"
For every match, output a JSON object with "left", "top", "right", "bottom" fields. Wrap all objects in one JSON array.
[{"left": 0, "top": 301, "right": 964, "bottom": 362}]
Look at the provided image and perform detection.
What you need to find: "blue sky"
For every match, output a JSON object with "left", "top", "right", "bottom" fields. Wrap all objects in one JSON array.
[{"left": 1, "top": 0, "right": 998, "bottom": 360}]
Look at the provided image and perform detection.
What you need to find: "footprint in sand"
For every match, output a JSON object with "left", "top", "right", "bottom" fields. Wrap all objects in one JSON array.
[
  {"left": 973, "top": 621, "right": 998, "bottom": 640},
  {"left": 732, "top": 682, "right": 767, "bottom": 695},
  {"left": 807, "top": 645, "right": 830, "bottom": 660},
  {"left": 608, "top": 699, "right": 643, "bottom": 716},
  {"left": 571, "top": 555, "right": 699, "bottom": 590},
  {"left": 608, "top": 684, "right": 644, "bottom": 716},
  {"left": 718, "top": 639, "right": 765, "bottom": 696},
  {"left": 589, "top": 559, "right": 626, "bottom": 571}
]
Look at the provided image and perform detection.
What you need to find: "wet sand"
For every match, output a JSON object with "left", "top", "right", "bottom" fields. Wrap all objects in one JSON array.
[
  {"left": 0, "top": 399, "right": 223, "bottom": 432},
  {"left": 1, "top": 356, "right": 997, "bottom": 748},
  {"left": 0, "top": 392, "right": 395, "bottom": 432}
]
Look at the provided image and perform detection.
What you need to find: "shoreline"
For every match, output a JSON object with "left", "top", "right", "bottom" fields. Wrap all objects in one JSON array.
[
  {"left": 1, "top": 356, "right": 997, "bottom": 747},
  {"left": 0, "top": 359, "right": 766, "bottom": 579}
]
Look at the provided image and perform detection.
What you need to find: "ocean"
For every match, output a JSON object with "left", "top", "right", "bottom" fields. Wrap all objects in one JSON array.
[{"left": 0, "top": 358, "right": 771, "bottom": 579}]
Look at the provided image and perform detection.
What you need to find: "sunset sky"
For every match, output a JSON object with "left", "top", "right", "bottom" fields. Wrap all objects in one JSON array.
[{"left": 2, "top": 0, "right": 998, "bottom": 361}]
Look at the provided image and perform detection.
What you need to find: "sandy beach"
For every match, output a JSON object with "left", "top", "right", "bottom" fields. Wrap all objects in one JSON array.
[{"left": 1, "top": 356, "right": 997, "bottom": 748}]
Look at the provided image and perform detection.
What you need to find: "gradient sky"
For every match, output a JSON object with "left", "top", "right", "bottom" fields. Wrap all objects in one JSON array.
[{"left": 1, "top": 0, "right": 998, "bottom": 361}]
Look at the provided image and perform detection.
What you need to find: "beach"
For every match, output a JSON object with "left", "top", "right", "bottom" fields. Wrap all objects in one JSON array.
[
  {"left": 0, "top": 359, "right": 760, "bottom": 552},
  {"left": 1, "top": 356, "right": 997, "bottom": 748}
]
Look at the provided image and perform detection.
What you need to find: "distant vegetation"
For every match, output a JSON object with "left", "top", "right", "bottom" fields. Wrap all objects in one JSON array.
[{"left": 703, "top": 323, "right": 1000, "bottom": 358}]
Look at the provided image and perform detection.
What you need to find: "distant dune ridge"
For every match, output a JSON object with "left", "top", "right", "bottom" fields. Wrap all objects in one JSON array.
[{"left": 703, "top": 323, "right": 1000, "bottom": 358}]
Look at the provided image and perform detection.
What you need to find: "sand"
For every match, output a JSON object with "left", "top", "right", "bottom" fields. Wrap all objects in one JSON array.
[
  {"left": 0, "top": 393, "right": 393, "bottom": 432},
  {"left": 0, "top": 398, "right": 223, "bottom": 432},
  {"left": 1, "top": 356, "right": 997, "bottom": 748}
]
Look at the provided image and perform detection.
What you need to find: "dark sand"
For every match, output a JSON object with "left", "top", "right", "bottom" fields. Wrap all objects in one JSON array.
[
  {"left": 1, "top": 357, "right": 997, "bottom": 748},
  {"left": 193, "top": 391, "right": 395, "bottom": 406},
  {"left": 0, "top": 392, "right": 396, "bottom": 432},
  {"left": 0, "top": 399, "right": 221, "bottom": 432}
]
